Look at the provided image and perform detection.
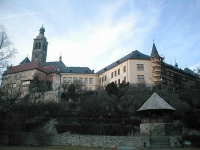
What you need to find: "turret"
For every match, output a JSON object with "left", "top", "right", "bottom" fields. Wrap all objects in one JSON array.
[{"left": 150, "top": 42, "right": 163, "bottom": 86}]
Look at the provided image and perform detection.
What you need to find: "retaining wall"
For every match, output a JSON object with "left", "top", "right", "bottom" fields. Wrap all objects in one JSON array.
[{"left": 0, "top": 132, "right": 150, "bottom": 148}]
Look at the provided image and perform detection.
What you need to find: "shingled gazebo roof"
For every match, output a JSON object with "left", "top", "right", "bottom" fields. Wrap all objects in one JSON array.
[{"left": 137, "top": 93, "right": 176, "bottom": 111}]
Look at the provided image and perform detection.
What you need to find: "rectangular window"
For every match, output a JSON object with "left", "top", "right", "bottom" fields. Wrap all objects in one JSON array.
[
  {"left": 89, "top": 78, "right": 93, "bottom": 84},
  {"left": 124, "top": 76, "right": 126, "bottom": 82},
  {"left": 84, "top": 78, "right": 88, "bottom": 84},
  {"left": 111, "top": 72, "right": 113, "bottom": 78},
  {"left": 68, "top": 77, "right": 72, "bottom": 83},
  {"left": 102, "top": 77, "right": 104, "bottom": 82},
  {"left": 115, "top": 80, "right": 117, "bottom": 84},
  {"left": 73, "top": 77, "right": 77, "bottom": 82},
  {"left": 137, "top": 75, "right": 144, "bottom": 81},
  {"left": 22, "top": 81, "right": 30, "bottom": 85},
  {"left": 118, "top": 79, "right": 120, "bottom": 85},
  {"left": 84, "top": 87, "right": 88, "bottom": 91},
  {"left": 63, "top": 77, "right": 67, "bottom": 82},
  {"left": 114, "top": 71, "right": 117, "bottom": 76},
  {"left": 99, "top": 78, "right": 101, "bottom": 84},
  {"left": 123, "top": 66, "right": 126, "bottom": 73},
  {"left": 137, "top": 64, "right": 144, "bottom": 71},
  {"left": 79, "top": 77, "right": 83, "bottom": 83},
  {"left": 118, "top": 69, "right": 120, "bottom": 75},
  {"left": 89, "top": 87, "right": 92, "bottom": 91},
  {"left": 105, "top": 75, "right": 107, "bottom": 81}
]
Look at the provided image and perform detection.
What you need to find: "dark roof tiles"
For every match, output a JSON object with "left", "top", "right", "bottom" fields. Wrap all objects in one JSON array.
[
  {"left": 64, "top": 67, "right": 94, "bottom": 74},
  {"left": 42, "top": 61, "right": 67, "bottom": 73},
  {"left": 43, "top": 65, "right": 60, "bottom": 74},
  {"left": 20, "top": 57, "right": 31, "bottom": 65},
  {"left": 151, "top": 43, "right": 160, "bottom": 57},
  {"left": 97, "top": 50, "right": 149, "bottom": 74},
  {"left": 42, "top": 61, "right": 94, "bottom": 74},
  {"left": 137, "top": 93, "right": 176, "bottom": 111}
]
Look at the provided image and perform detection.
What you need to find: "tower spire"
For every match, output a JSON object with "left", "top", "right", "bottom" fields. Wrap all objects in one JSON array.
[{"left": 150, "top": 41, "right": 160, "bottom": 57}]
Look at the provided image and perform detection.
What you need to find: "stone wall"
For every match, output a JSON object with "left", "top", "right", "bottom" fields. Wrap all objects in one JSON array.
[
  {"left": 0, "top": 132, "right": 150, "bottom": 148},
  {"left": 140, "top": 123, "right": 174, "bottom": 136},
  {"left": 170, "top": 136, "right": 181, "bottom": 147}
]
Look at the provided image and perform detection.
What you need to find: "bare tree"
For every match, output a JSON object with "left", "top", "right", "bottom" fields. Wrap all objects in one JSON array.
[
  {"left": 0, "top": 82, "right": 22, "bottom": 145},
  {"left": 0, "top": 24, "right": 17, "bottom": 72}
]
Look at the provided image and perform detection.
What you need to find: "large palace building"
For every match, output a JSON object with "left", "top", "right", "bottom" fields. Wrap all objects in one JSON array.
[
  {"left": 97, "top": 42, "right": 198, "bottom": 89},
  {"left": 1, "top": 27, "right": 199, "bottom": 95}
]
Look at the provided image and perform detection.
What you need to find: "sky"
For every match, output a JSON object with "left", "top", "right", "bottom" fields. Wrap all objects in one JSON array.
[{"left": 0, "top": 0, "right": 200, "bottom": 73}]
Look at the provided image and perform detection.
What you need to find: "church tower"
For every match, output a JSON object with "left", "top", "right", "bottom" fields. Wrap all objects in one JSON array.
[{"left": 31, "top": 26, "right": 48, "bottom": 63}]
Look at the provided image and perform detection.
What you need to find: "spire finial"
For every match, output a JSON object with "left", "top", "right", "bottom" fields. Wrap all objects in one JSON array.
[
  {"left": 59, "top": 54, "right": 62, "bottom": 61},
  {"left": 174, "top": 59, "right": 178, "bottom": 68},
  {"left": 153, "top": 39, "right": 155, "bottom": 43},
  {"left": 39, "top": 25, "right": 45, "bottom": 35}
]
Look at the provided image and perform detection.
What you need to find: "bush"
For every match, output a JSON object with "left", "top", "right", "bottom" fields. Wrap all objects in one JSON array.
[
  {"left": 8, "top": 132, "right": 24, "bottom": 146},
  {"left": 182, "top": 135, "right": 200, "bottom": 148},
  {"left": 56, "top": 123, "right": 134, "bottom": 136},
  {"left": 31, "top": 127, "right": 53, "bottom": 146},
  {"left": 183, "top": 109, "right": 200, "bottom": 130}
]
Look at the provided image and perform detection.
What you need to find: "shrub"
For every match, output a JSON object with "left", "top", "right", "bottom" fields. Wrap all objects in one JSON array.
[
  {"left": 182, "top": 135, "right": 200, "bottom": 148},
  {"left": 31, "top": 127, "right": 53, "bottom": 146}
]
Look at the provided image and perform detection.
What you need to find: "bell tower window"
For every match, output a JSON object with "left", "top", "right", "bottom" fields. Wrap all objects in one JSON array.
[
  {"left": 38, "top": 42, "right": 41, "bottom": 49},
  {"left": 35, "top": 42, "right": 38, "bottom": 49}
]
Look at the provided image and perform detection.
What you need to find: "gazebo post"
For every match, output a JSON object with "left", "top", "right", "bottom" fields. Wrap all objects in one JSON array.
[{"left": 149, "top": 111, "right": 151, "bottom": 123}]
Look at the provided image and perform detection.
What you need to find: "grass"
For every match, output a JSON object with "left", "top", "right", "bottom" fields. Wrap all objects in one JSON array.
[
  {"left": 0, "top": 146, "right": 200, "bottom": 150},
  {"left": 0, "top": 146, "right": 115, "bottom": 150}
]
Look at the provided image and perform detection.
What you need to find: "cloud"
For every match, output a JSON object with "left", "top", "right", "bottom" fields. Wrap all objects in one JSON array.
[
  {"left": 7, "top": 0, "right": 200, "bottom": 75},
  {"left": 45, "top": 1, "right": 163, "bottom": 72},
  {"left": 0, "top": 12, "right": 42, "bottom": 22}
]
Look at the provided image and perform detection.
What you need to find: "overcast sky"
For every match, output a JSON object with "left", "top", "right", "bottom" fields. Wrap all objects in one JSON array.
[{"left": 0, "top": 0, "right": 200, "bottom": 72}]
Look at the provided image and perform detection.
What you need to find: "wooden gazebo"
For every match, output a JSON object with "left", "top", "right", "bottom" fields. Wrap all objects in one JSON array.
[{"left": 137, "top": 92, "right": 176, "bottom": 135}]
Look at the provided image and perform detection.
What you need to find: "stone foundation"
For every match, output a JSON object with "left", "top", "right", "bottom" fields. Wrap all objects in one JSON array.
[
  {"left": 140, "top": 123, "right": 174, "bottom": 136},
  {"left": 0, "top": 132, "right": 150, "bottom": 148}
]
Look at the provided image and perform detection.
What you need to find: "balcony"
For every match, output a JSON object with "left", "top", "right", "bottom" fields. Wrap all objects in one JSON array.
[
  {"left": 154, "top": 67, "right": 161, "bottom": 72},
  {"left": 152, "top": 63, "right": 161, "bottom": 67},
  {"left": 151, "top": 58, "right": 162, "bottom": 62},
  {"left": 152, "top": 78, "right": 162, "bottom": 82},
  {"left": 152, "top": 73, "right": 161, "bottom": 77}
]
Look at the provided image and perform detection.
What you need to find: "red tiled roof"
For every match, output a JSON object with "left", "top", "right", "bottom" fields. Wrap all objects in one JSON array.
[
  {"left": 43, "top": 65, "right": 60, "bottom": 74},
  {"left": 4, "top": 62, "right": 46, "bottom": 75}
]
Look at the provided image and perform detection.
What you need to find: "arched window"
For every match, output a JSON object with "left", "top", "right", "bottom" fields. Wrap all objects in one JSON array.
[
  {"left": 35, "top": 42, "right": 38, "bottom": 49},
  {"left": 38, "top": 42, "right": 41, "bottom": 49}
]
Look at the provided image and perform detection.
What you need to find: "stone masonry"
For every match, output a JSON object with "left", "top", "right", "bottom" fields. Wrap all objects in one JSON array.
[{"left": 140, "top": 123, "right": 174, "bottom": 136}]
